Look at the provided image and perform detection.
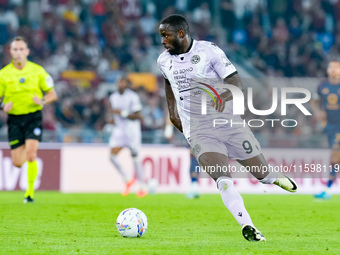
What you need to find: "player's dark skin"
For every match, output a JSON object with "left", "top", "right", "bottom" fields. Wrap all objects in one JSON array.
[{"left": 160, "top": 23, "right": 270, "bottom": 180}]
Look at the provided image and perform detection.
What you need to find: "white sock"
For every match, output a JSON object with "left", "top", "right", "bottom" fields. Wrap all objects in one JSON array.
[
  {"left": 216, "top": 177, "right": 254, "bottom": 227},
  {"left": 259, "top": 171, "right": 279, "bottom": 184},
  {"left": 110, "top": 155, "right": 128, "bottom": 181},
  {"left": 190, "top": 181, "right": 198, "bottom": 193},
  {"left": 132, "top": 155, "right": 145, "bottom": 186}
]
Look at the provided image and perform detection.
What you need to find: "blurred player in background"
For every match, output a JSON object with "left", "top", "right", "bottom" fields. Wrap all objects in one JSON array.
[
  {"left": 108, "top": 77, "right": 147, "bottom": 198},
  {"left": 164, "top": 117, "right": 200, "bottom": 199},
  {"left": 157, "top": 15, "right": 298, "bottom": 241},
  {"left": 312, "top": 60, "right": 340, "bottom": 200},
  {"left": 0, "top": 36, "right": 58, "bottom": 203}
]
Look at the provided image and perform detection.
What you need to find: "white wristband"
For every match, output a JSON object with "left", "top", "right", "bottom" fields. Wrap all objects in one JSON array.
[{"left": 121, "top": 110, "right": 129, "bottom": 118}]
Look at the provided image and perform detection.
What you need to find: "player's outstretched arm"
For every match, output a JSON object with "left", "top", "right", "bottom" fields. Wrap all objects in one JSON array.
[
  {"left": 111, "top": 108, "right": 142, "bottom": 120},
  {"left": 164, "top": 78, "right": 183, "bottom": 133},
  {"left": 127, "top": 111, "right": 142, "bottom": 120}
]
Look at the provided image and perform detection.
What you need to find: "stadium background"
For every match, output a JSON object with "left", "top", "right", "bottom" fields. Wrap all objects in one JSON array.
[{"left": 0, "top": 0, "right": 339, "bottom": 194}]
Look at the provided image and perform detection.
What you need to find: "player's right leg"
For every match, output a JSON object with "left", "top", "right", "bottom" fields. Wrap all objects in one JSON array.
[
  {"left": 7, "top": 116, "right": 30, "bottom": 202},
  {"left": 198, "top": 151, "right": 265, "bottom": 241},
  {"left": 109, "top": 147, "right": 135, "bottom": 196},
  {"left": 130, "top": 147, "right": 147, "bottom": 198},
  {"left": 11, "top": 145, "right": 32, "bottom": 202},
  {"left": 225, "top": 125, "right": 297, "bottom": 193},
  {"left": 10, "top": 145, "right": 26, "bottom": 168},
  {"left": 315, "top": 149, "right": 340, "bottom": 199}
]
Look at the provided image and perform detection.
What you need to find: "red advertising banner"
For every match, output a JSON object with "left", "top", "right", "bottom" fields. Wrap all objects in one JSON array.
[{"left": 0, "top": 147, "right": 61, "bottom": 191}]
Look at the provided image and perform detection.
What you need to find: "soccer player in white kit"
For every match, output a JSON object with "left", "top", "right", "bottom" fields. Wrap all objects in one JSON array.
[
  {"left": 109, "top": 77, "right": 147, "bottom": 198},
  {"left": 157, "top": 15, "right": 298, "bottom": 241}
]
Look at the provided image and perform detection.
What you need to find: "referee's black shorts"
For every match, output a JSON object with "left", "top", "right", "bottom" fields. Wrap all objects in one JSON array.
[{"left": 7, "top": 110, "right": 43, "bottom": 149}]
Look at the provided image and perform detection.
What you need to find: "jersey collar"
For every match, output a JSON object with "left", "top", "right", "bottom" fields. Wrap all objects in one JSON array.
[
  {"left": 177, "top": 39, "right": 196, "bottom": 59},
  {"left": 11, "top": 60, "right": 29, "bottom": 71}
]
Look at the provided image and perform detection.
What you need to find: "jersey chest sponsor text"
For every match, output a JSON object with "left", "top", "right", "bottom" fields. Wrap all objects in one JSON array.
[
  {"left": 321, "top": 86, "right": 340, "bottom": 111},
  {"left": 168, "top": 65, "right": 196, "bottom": 91}
]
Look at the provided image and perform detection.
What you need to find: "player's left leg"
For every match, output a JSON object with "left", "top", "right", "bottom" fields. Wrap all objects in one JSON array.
[
  {"left": 198, "top": 151, "right": 265, "bottom": 241},
  {"left": 110, "top": 147, "right": 136, "bottom": 196},
  {"left": 237, "top": 154, "right": 298, "bottom": 193},
  {"left": 186, "top": 154, "right": 200, "bottom": 199},
  {"left": 24, "top": 139, "right": 39, "bottom": 202},
  {"left": 315, "top": 131, "right": 340, "bottom": 199},
  {"left": 327, "top": 149, "right": 340, "bottom": 190},
  {"left": 130, "top": 148, "right": 147, "bottom": 198}
]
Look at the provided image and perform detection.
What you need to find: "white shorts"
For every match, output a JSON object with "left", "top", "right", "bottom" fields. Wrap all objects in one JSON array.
[
  {"left": 109, "top": 129, "right": 141, "bottom": 155},
  {"left": 187, "top": 125, "right": 262, "bottom": 162}
]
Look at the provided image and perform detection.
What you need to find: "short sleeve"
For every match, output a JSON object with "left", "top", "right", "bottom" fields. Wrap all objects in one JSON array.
[
  {"left": 209, "top": 44, "right": 237, "bottom": 79},
  {"left": 131, "top": 93, "right": 143, "bottom": 113},
  {"left": 313, "top": 83, "right": 324, "bottom": 101},
  {"left": 157, "top": 55, "right": 168, "bottom": 80},
  {"left": 39, "top": 68, "right": 54, "bottom": 92}
]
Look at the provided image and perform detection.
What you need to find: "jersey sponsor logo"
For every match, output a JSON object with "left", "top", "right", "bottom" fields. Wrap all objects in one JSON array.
[
  {"left": 178, "top": 83, "right": 190, "bottom": 91},
  {"left": 327, "top": 93, "right": 339, "bottom": 110},
  {"left": 327, "top": 93, "right": 338, "bottom": 104},
  {"left": 33, "top": 127, "right": 41, "bottom": 136},
  {"left": 221, "top": 54, "right": 231, "bottom": 67},
  {"left": 190, "top": 55, "right": 200, "bottom": 64},
  {"left": 19, "top": 78, "right": 25, "bottom": 83},
  {"left": 192, "top": 144, "right": 201, "bottom": 155}
]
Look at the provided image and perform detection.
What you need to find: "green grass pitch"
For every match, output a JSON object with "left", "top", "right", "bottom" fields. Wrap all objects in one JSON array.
[{"left": 0, "top": 192, "right": 339, "bottom": 255}]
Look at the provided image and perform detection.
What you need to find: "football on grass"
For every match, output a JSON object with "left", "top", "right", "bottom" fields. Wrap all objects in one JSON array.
[{"left": 116, "top": 208, "right": 148, "bottom": 237}]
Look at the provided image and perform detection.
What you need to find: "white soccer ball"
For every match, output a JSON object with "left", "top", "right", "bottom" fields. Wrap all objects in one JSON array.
[{"left": 116, "top": 208, "right": 148, "bottom": 237}]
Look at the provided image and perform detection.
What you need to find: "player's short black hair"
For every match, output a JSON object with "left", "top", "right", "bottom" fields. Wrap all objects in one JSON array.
[
  {"left": 10, "top": 36, "right": 29, "bottom": 47},
  {"left": 119, "top": 76, "right": 133, "bottom": 87},
  {"left": 160, "top": 14, "right": 189, "bottom": 34}
]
